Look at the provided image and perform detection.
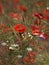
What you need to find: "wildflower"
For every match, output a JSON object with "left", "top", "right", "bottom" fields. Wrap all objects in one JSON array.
[
  {"left": 39, "top": 32, "right": 49, "bottom": 39},
  {"left": 47, "top": 7, "right": 49, "bottom": 10},
  {"left": 10, "top": 12, "right": 19, "bottom": 20},
  {"left": 28, "top": 51, "right": 37, "bottom": 57},
  {"left": 44, "top": 9, "right": 49, "bottom": 15},
  {"left": 11, "top": 44, "right": 19, "bottom": 47},
  {"left": 32, "top": 25, "right": 41, "bottom": 36},
  {"left": 21, "top": 5, "right": 27, "bottom": 12},
  {"left": 14, "top": 0, "right": 20, "bottom": 3},
  {"left": 43, "top": 33, "right": 49, "bottom": 39},
  {"left": 44, "top": 9, "right": 49, "bottom": 20},
  {"left": 1, "top": 42, "right": 7, "bottom": 46},
  {"left": 17, "top": 55, "right": 22, "bottom": 58},
  {"left": 32, "top": 30, "right": 41, "bottom": 36},
  {"left": 44, "top": 15, "right": 49, "bottom": 20},
  {"left": 27, "top": 47, "right": 32, "bottom": 51},
  {"left": 6, "top": 40, "right": 9, "bottom": 43},
  {"left": 35, "top": 13, "right": 43, "bottom": 19},
  {"left": 14, "top": 24, "right": 26, "bottom": 33},
  {"left": 23, "top": 51, "right": 37, "bottom": 63},
  {"left": 21, "top": 34, "right": 24, "bottom": 38},
  {"left": 39, "top": 34, "right": 45, "bottom": 39},
  {"left": 9, "top": 47, "right": 14, "bottom": 51},
  {"left": 28, "top": 32, "right": 32, "bottom": 37},
  {"left": 0, "top": 4, "right": 3, "bottom": 14},
  {"left": 23, "top": 56, "right": 30, "bottom": 63},
  {"left": 32, "top": 25, "right": 39, "bottom": 30}
]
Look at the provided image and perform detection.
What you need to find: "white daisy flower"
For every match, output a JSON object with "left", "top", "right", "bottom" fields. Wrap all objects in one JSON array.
[
  {"left": 28, "top": 32, "right": 32, "bottom": 37},
  {"left": 28, "top": 34, "right": 32, "bottom": 37},
  {"left": 1, "top": 42, "right": 7, "bottom": 46},
  {"left": 17, "top": 55, "right": 22, "bottom": 58},
  {"left": 28, "top": 32, "right": 30, "bottom": 35},
  {"left": 21, "top": 34, "right": 24, "bottom": 38},
  {"left": 27, "top": 47, "right": 32, "bottom": 51},
  {"left": 11, "top": 44, "right": 19, "bottom": 47},
  {"left": 9, "top": 47, "right": 14, "bottom": 50},
  {"left": 47, "top": 7, "right": 49, "bottom": 10},
  {"left": 6, "top": 40, "right": 9, "bottom": 43}
]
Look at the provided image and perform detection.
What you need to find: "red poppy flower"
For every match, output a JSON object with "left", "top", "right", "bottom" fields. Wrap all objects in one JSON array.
[
  {"left": 32, "top": 12, "right": 38, "bottom": 17},
  {"left": 14, "top": 24, "right": 26, "bottom": 33},
  {"left": 39, "top": 32, "right": 49, "bottom": 39},
  {"left": 21, "top": 5, "right": 27, "bottom": 12},
  {"left": 23, "top": 51, "right": 36, "bottom": 63},
  {"left": 10, "top": 12, "right": 19, "bottom": 20},
  {"left": 32, "top": 30, "right": 41, "bottom": 36},
  {"left": 23, "top": 56, "right": 35, "bottom": 63},
  {"left": 14, "top": 0, "right": 20, "bottom": 3},
  {"left": 37, "top": 13, "right": 43, "bottom": 19},
  {"left": 32, "top": 25, "right": 41, "bottom": 36},
  {"left": 28, "top": 51, "right": 37, "bottom": 57},
  {"left": 43, "top": 33, "right": 49, "bottom": 39},
  {"left": 32, "top": 12, "right": 43, "bottom": 19},
  {"left": 35, "top": 13, "right": 43, "bottom": 19},
  {"left": 23, "top": 56, "right": 30, "bottom": 63},
  {"left": 44, "top": 15, "right": 49, "bottom": 20},
  {"left": 32, "top": 25, "right": 40, "bottom": 30},
  {"left": 44, "top": 9, "right": 49, "bottom": 15},
  {"left": 44, "top": 9, "right": 49, "bottom": 20},
  {"left": 0, "top": 4, "right": 3, "bottom": 14}
]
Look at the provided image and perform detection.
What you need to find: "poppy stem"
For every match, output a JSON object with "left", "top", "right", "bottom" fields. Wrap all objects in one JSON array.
[{"left": 19, "top": 33, "right": 23, "bottom": 39}]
